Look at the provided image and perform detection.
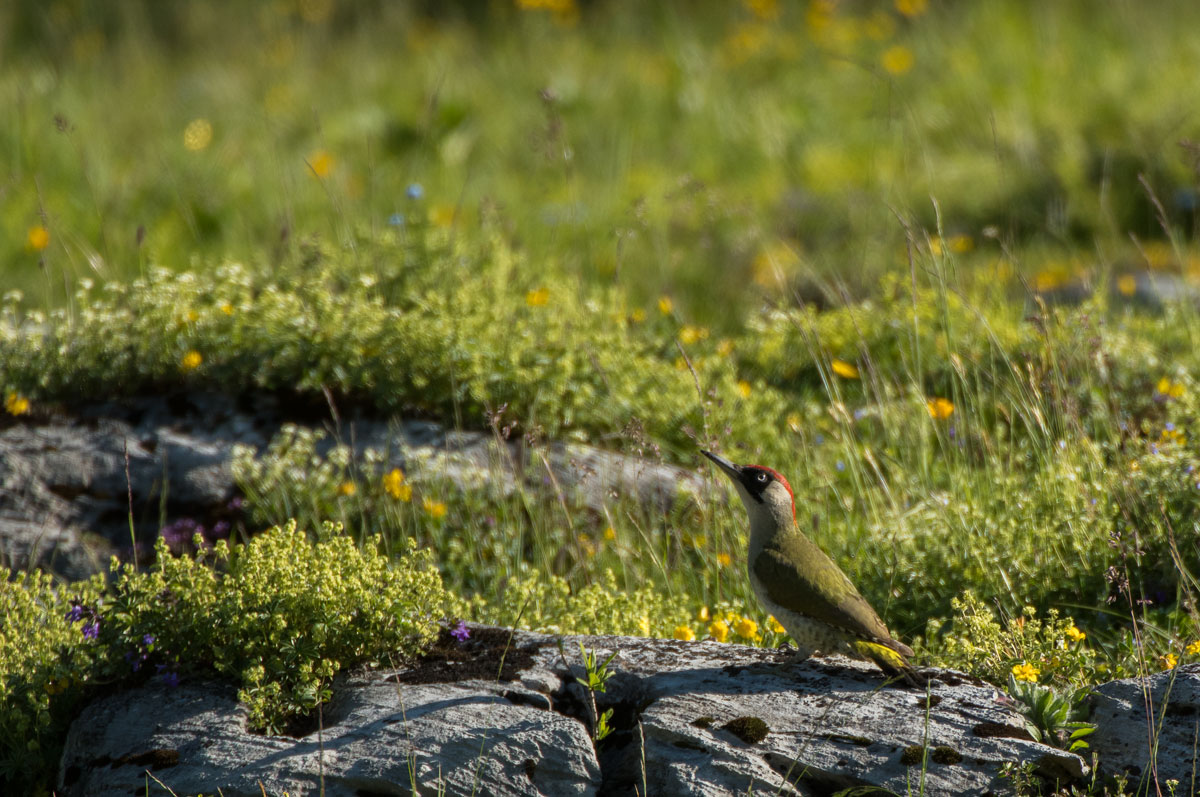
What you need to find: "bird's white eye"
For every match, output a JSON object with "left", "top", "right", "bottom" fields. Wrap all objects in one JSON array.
[{"left": 756, "top": 472, "right": 768, "bottom": 483}]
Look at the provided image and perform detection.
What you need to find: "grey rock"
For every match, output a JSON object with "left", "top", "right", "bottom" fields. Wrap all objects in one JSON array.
[
  {"left": 1088, "top": 664, "right": 1200, "bottom": 790},
  {"left": 59, "top": 674, "right": 600, "bottom": 796},
  {"left": 536, "top": 632, "right": 1086, "bottom": 796},
  {"left": 0, "top": 394, "right": 701, "bottom": 579},
  {"left": 60, "top": 629, "right": 1088, "bottom": 797}
]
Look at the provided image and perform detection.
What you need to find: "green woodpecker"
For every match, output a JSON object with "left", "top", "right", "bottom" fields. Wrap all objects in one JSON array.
[{"left": 701, "top": 449, "right": 914, "bottom": 682}]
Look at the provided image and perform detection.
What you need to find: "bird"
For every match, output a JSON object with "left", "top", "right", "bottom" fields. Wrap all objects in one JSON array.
[{"left": 701, "top": 449, "right": 916, "bottom": 683}]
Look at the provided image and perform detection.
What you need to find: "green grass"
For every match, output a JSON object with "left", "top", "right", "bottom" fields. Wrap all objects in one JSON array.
[{"left": 5, "top": 0, "right": 1200, "bottom": 790}]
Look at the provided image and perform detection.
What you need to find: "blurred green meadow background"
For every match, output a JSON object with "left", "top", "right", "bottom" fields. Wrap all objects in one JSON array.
[{"left": 7, "top": 0, "right": 1200, "bottom": 782}]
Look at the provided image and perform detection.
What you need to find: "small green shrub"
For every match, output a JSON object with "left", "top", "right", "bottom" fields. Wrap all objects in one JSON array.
[
  {"left": 0, "top": 521, "right": 455, "bottom": 789},
  {"left": 922, "top": 593, "right": 1099, "bottom": 688},
  {"left": 106, "top": 521, "right": 455, "bottom": 734},
  {"left": 0, "top": 571, "right": 108, "bottom": 790}
]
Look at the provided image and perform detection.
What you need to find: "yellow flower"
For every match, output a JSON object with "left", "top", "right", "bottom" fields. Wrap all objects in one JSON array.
[
  {"left": 697, "top": 606, "right": 710, "bottom": 622},
  {"left": 429, "top": 204, "right": 456, "bottom": 227},
  {"left": 183, "top": 118, "right": 213, "bottom": 151},
  {"left": 1011, "top": 662, "right": 1040, "bottom": 682},
  {"left": 630, "top": 308, "right": 646, "bottom": 323},
  {"left": 383, "top": 469, "right": 412, "bottom": 501},
  {"left": 949, "top": 234, "right": 974, "bottom": 253},
  {"left": 894, "top": 0, "right": 927, "bottom": 17},
  {"left": 637, "top": 615, "right": 651, "bottom": 636},
  {"left": 337, "top": 481, "right": 357, "bottom": 497},
  {"left": 185, "top": 309, "right": 199, "bottom": 323},
  {"left": 180, "top": 350, "right": 203, "bottom": 371},
  {"left": 709, "top": 619, "right": 730, "bottom": 643},
  {"left": 767, "top": 615, "right": 786, "bottom": 634},
  {"left": 525, "top": 287, "right": 549, "bottom": 307},
  {"left": 1116, "top": 274, "right": 1137, "bottom": 296},
  {"left": 1161, "top": 426, "right": 1187, "bottom": 446},
  {"left": 578, "top": 534, "right": 597, "bottom": 557},
  {"left": 737, "top": 380, "right": 752, "bottom": 399},
  {"left": 679, "top": 325, "right": 708, "bottom": 345},
  {"left": 307, "top": 149, "right": 334, "bottom": 178},
  {"left": 716, "top": 552, "right": 732, "bottom": 568},
  {"left": 1033, "top": 268, "right": 1068, "bottom": 292},
  {"left": 1186, "top": 640, "right": 1200, "bottom": 657},
  {"left": 423, "top": 498, "right": 447, "bottom": 519},
  {"left": 734, "top": 616, "right": 759, "bottom": 640},
  {"left": 786, "top": 413, "right": 802, "bottom": 432},
  {"left": 1065, "top": 625, "right": 1086, "bottom": 643},
  {"left": 1161, "top": 653, "right": 1179, "bottom": 670},
  {"left": 926, "top": 397, "right": 954, "bottom": 419},
  {"left": 5, "top": 392, "right": 30, "bottom": 416},
  {"left": 831, "top": 359, "right": 859, "bottom": 379},
  {"left": 219, "top": 302, "right": 234, "bottom": 315},
  {"left": 717, "top": 339, "right": 735, "bottom": 357},
  {"left": 881, "top": 45, "right": 914, "bottom": 75},
  {"left": 674, "top": 625, "right": 696, "bottom": 641},
  {"left": 603, "top": 526, "right": 616, "bottom": 542},
  {"left": 1157, "top": 378, "right": 1185, "bottom": 399},
  {"left": 658, "top": 296, "right": 674, "bottom": 315},
  {"left": 27, "top": 225, "right": 50, "bottom": 252}
]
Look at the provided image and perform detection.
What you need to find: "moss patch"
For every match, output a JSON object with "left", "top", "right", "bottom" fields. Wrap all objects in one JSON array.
[
  {"left": 721, "top": 716, "right": 770, "bottom": 744},
  {"left": 931, "top": 745, "right": 962, "bottom": 765}
]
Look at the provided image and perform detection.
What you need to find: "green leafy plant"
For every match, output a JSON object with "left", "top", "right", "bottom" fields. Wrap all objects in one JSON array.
[
  {"left": 1006, "top": 675, "right": 1095, "bottom": 752},
  {"left": 568, "top": 641, "right": 618, "bottom": 743}
]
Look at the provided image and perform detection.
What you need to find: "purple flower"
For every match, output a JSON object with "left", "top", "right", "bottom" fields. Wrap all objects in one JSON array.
[
  {"left": 82, "top": 619, "right": 100, "bottom": 640},
  {"left": 156, "top": 664, "right": 180, "bottom": 688},
  {"left": 227, "top": 496, "right": 244, "bottom": 511},
  {"left": 209, "top": 520, "right": 231, "bottom": 541},
  {"left": 451, "top": 620, "right": 470, "bottom": 642},
  {"left": 65, "top": 604, "right": 85, "bottom": 624},
  {"left": 143, "top": 634, "right": 156, "bottom": 647}
]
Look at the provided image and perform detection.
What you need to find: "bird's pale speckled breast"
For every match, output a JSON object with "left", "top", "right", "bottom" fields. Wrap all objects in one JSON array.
[{"left": 749, "top": 568, "right": 857, "bottom": 659}]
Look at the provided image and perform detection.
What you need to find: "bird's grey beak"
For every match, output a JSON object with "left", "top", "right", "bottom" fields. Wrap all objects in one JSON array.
[{"left": 701, "top": 449, "right": 742, "bottom": 481}]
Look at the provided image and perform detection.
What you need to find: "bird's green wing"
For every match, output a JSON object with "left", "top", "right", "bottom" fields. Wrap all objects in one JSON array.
[{"left": 753, "top": 534, "right": 910, "bottom": 655}]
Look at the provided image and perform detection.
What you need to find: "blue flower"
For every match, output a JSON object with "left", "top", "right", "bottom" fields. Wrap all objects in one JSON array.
[
  {"left": 406, "top": 183, "right": 424, "bottom": 200},
  {"left": 143, "top": 634, "right": 156, "bottom": 647},
  {"left": 451, "top": 620, "right": 470, "bottom": 642},
  {"left": 835, "top": 460, "right": 845, "bottom": 472},
  {"left": 388, "top": 212, "right": 405, "bottom": 226}
]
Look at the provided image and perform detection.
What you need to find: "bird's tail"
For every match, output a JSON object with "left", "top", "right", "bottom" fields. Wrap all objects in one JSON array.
[{"left": 852, "top": 640, "right": 921, "bottom": 687}]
